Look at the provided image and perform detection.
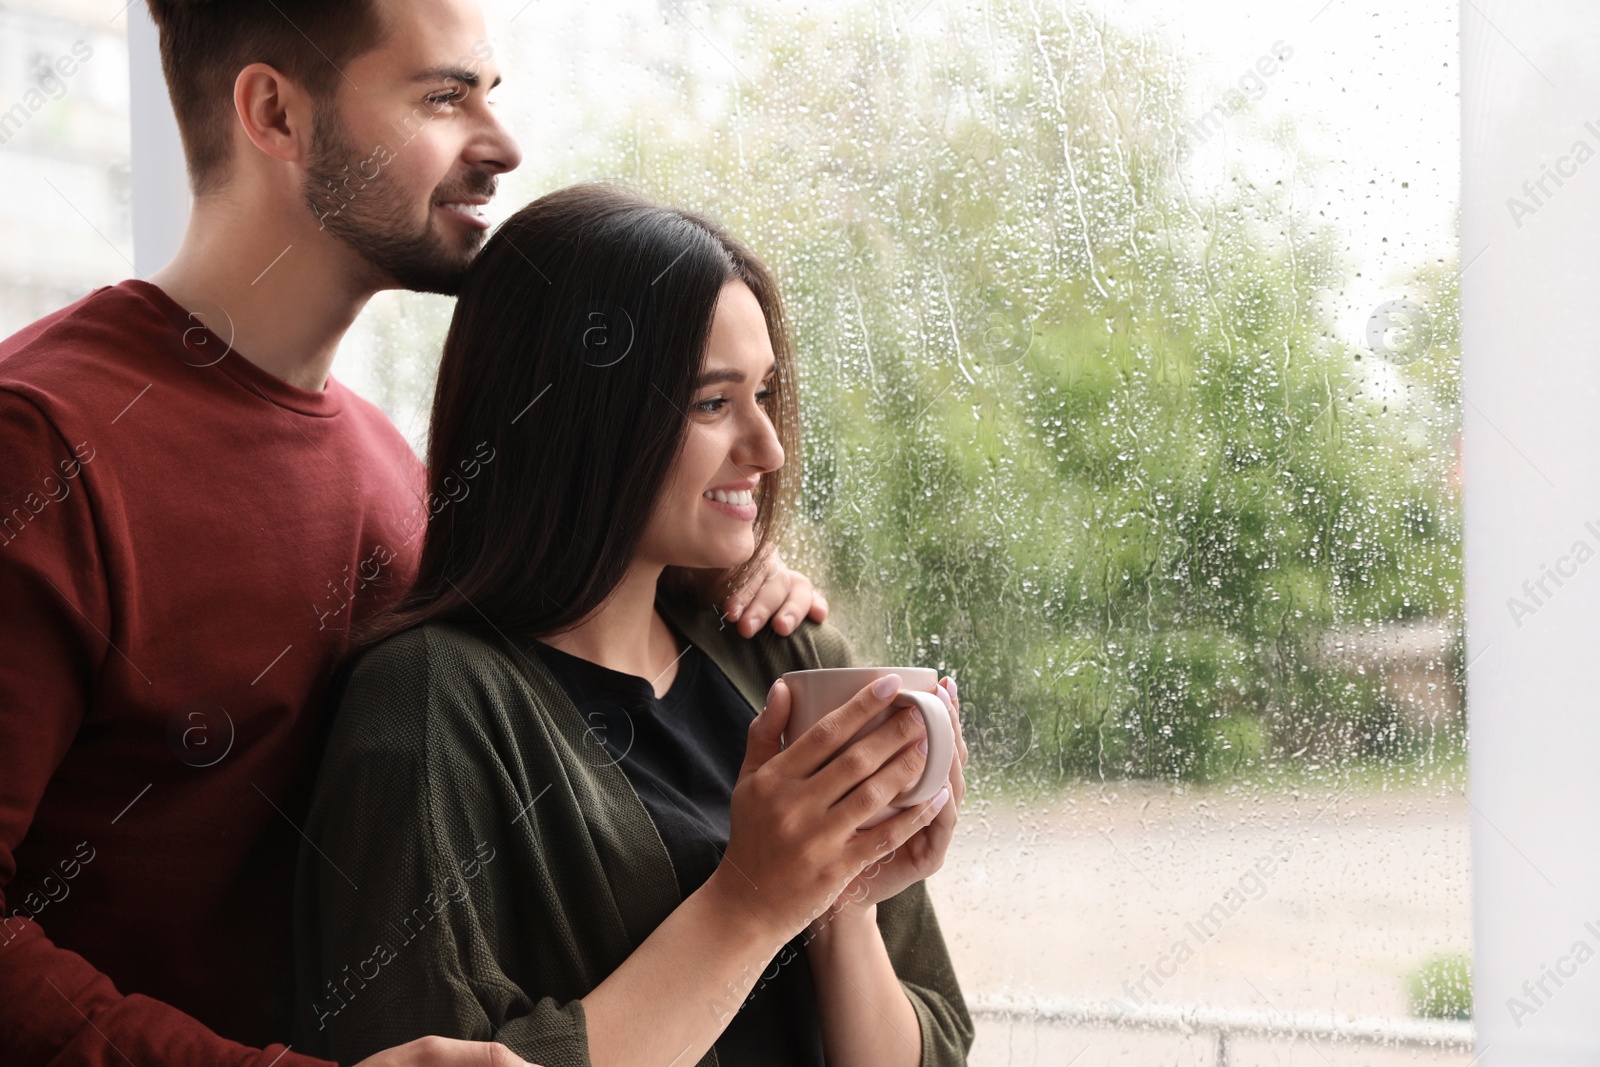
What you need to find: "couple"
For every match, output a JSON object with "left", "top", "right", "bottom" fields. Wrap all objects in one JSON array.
[{"left": 0, "top": 0, "right": 972, "bottom": 1064}]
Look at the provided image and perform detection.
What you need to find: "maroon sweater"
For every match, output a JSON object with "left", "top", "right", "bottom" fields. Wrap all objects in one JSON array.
[{"left": 0, "top": 280, "right": 430, "bottom": 1066}]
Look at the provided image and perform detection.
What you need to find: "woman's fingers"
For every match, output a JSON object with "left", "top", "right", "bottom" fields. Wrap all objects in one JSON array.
[
  {"left": 777, "top": 675, "right": 903, "bottom": 778},
  {"left": 826, "top": 713, "right": 936, "bottom": 828},
  {"left": 812, "top": 701, "right": 929, "bottom": 810},
  {"left": 739, "top": 679, "right": 792, "bottom": 780},
  {"left": 939, "top": 676, "right": 968, "bottom": 770},
  {"left": 904, "top": 785, "right": 959, "bottom": 866},
  {"left": 848, "top": 783, "right": 952, "bottom": 868}
]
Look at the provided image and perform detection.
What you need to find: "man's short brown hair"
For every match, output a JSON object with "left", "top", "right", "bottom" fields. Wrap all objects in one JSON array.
[{"left": 145, "top": 0, "right": 386, "bottom": 196}]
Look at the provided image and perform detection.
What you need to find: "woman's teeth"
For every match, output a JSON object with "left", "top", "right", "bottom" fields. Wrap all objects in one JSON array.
[{"left": 705, "top": 488, "right": 755, "bottom": 506}]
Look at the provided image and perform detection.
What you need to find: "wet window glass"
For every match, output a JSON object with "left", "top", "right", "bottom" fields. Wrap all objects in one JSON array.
[
  {"left": 379, "top": 1, "right": 1466, "bottom": 1061},
  {"left": 430, "top": 3, "right": 1465, "bottom": 1058},
  {"left": 15, "top": 0, "right": 1467, "bottom": 1060}
]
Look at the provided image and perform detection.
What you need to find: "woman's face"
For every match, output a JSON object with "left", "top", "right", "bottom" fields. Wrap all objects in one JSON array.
[{"left": 637, "top": 280, "right": 786, "bottom": 572}]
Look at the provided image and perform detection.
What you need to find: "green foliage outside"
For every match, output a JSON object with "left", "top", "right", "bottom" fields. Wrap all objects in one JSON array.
[
  {"left": 1407, "top": 953, "right": 1472, "bottom": 1020},
  {"left": 538, "top": 1, "right": 1464, "bottom": 785}
]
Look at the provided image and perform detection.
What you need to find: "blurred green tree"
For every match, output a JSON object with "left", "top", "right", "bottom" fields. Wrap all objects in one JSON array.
[{"left": 575, "top": 0, "right": 1461, "bottom": 783}]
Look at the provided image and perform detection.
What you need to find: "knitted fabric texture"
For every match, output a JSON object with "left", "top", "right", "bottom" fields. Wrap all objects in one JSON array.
[{"left": 292, "top": 595, "right": 974, "bottom": 1066}]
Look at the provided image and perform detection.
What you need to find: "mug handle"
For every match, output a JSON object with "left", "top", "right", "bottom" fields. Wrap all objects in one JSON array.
[{"left": 887, "top": 689, "right": 955, "bottom": 809}]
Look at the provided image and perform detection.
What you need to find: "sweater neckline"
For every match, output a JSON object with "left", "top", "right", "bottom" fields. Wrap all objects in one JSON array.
[{"left": 116, "top": 278, "right": 347, "bottom": 418}]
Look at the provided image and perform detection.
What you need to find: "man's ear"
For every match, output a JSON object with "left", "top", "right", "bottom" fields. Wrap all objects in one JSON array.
[{"left": 233, "top": 62, "right": 317, "bottom": 167}]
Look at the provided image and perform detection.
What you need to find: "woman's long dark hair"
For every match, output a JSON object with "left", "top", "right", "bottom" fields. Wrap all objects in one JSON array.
[{"left": 364, "top": 184, "right": 799, "bottom": 645}]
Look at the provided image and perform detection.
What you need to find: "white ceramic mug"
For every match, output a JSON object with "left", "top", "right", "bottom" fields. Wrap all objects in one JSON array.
[{"left": 779, "top": 666, "right": 955, "bottom": 828}]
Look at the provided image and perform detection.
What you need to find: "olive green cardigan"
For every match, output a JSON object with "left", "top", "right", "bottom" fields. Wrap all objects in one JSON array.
[{"left": 291, "top": 595, "right": 974, "bottom": 1066}]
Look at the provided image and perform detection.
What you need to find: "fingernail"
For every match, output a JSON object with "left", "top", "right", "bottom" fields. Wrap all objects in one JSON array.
[
  {"left": 917, "top": 736, "right": 928, "bottom": 754},
  {"left": 931, "top": 785, "right": 951, "bottom": 812},
  {"left": 910, "top": 705, "right": 925, "bottom": 724},
  {"left": 747, "top": 613, "right": 764, "bottom": 630},
  {"left": 871, "top": 674, "right": 901, "bottom": 699},
  {"left": 778, "top": 613, "right": 793, "bottom": 632},
  {"left": 948, "top": 678, "right": 959, "bottom": 701},
  {"left": 935, "top": 687, "right": 953, "bottom": 710},
  {"left": 766, "top": 679, "right": 781, "bottom": 704}
]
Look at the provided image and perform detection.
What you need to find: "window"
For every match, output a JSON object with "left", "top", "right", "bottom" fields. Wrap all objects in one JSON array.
[
  {"left": 19, "top": 0, "right": 1482, "bottom": 1061},
  {"left": 350, "top": 2, "right": 1469, "bottom": 1059}
]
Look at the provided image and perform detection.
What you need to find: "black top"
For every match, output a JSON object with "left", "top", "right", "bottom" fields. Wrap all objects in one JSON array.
[{"left": 530, "top": 628, "right": 827, "bottom": 1067}]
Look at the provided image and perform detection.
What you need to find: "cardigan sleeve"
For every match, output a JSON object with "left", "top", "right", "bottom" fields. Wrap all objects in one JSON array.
[
  {"left": 294, "top": 628, "right": 596, "bottom": 1067},
  {"left": 876, "top": 881, "right": 975, "bottom": 1066}
]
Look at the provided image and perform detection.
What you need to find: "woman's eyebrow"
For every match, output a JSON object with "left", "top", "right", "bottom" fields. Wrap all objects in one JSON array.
[{"left": 696, "top": 362, "right": 777, "bottom": 387}]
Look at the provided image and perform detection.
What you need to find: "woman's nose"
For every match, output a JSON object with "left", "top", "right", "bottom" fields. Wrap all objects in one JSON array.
[{"left": 738, "top": 410, "right": 785, "bottom": 475}]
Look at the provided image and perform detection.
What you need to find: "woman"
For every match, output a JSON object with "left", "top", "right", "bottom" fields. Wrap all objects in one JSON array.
[{"left": 293, "top": 185, "right": 973, "bottom": 1067}]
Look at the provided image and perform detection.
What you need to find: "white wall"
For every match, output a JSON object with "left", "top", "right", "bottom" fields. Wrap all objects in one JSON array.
[
  {"left": 127, "top": 1, "right": 187, "bottom": 276},
  {"left": 1463, "top": 1, "right": 1600, "bottom": 1060}
]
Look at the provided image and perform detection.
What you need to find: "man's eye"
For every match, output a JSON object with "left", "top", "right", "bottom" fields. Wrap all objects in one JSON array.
[{"left": 427, "top": 90, "right": 461, "bottom": 107}]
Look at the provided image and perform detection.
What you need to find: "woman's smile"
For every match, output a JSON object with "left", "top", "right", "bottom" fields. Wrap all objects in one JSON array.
[{"left": 703, "top": 483, "right": 758, "bottom": 521}]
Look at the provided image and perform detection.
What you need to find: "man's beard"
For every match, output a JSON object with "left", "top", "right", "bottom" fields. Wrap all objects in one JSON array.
[{"left": 302, "top": 112, "right": 493, "bottom": 296}]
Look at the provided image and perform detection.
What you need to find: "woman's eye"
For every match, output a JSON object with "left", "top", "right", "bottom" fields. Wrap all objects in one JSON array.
[
  {"left": 694, "top": 396, "right": 728, "bottom": 415},
  {"left": 756, "top": 387, "right": 776, "bottom": 406}
]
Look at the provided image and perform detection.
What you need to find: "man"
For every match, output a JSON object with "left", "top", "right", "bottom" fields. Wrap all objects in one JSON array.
[{"left": 0, "top": 1, "right": 825, "bottom": 1064}]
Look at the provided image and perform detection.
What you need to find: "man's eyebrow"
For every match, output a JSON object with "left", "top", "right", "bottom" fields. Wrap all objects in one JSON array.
[
  {"left": 412, "top": 66, "right": 502, "bottom": 91},
  {"left": 696, "top": 362, "right": 777, "bottom": 387}
]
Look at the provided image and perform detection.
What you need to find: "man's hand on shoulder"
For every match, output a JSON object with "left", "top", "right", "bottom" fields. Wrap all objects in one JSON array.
[
  {"left": 353, "top": 1035, "right": 540, "bottom": 1067},
  {"left": 721, "top": 546, "right": 829, "bottom": 638}
]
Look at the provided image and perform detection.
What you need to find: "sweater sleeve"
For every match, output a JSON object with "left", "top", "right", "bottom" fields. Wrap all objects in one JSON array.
[
  {"left": 876, "top": 880, "right": 975, "bottom": 1066},
  {"left": 295, "top": 629, "right": 595, "bottom": 1067},
  {"left": 0, "top": 390, "right": 325, "bottom": 1067}
]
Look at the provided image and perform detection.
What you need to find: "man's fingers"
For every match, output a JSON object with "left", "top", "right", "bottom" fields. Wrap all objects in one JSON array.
[
  {"left": 721, "top": 546, "right": 783, "bottom": 634},
  {"left": 807, "top": 588, "right": 830, "bottom": 623},
  {"left": 768, "top": 570, "right": 819, "bottom": 636},
  {"left": 370, "top": 1036, "right": 539, "bottom": 1067},
  {"left": 721, "top": 549, "right": 830, "bottom": 637},
  {"left": 721, "top": 544, "right": 779, "bottom": 622},
  {"left": 737, "top": 564, "right": 792, "bottom": 636},
  {"left": 484, "top": 1042, "right": 538, "bottom": 1067}
]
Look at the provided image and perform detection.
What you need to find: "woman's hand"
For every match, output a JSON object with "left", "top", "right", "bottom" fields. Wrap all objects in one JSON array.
[
  {"left": 808, "top": 676, "right": 968, "bottom": 932},
  {"left": 710, "top": 674, "right": 940, "bottom": 942},
  {"left": 721, "top": 545, "right": 829, "bottom": 636}
]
